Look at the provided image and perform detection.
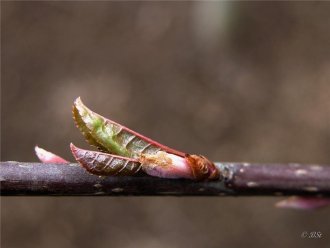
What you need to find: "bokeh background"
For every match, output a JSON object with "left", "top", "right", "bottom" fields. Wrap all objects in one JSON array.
[{"left": 2, "top": 1, "right": 330, "bottom": 248}]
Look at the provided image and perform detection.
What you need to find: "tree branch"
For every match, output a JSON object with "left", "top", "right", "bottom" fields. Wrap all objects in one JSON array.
[{"left": 1, "top": 161, "right": 329, "bottom": 196}]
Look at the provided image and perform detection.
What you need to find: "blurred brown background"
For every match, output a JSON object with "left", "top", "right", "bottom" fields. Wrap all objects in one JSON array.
[{"left": 1, "top": 2, "right": 330, "bottom": 248}]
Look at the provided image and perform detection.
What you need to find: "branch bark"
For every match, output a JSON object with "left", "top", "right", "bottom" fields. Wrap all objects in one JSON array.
[{"left": 1, "top": 161, "right": 329, "bottom": 196}]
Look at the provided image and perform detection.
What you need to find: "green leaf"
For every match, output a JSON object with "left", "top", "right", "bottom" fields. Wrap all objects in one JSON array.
[{"left": 73, "top": 97, "right": 161, "bottom": 158}]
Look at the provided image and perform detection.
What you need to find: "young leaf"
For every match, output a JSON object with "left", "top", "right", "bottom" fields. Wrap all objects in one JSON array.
[
  {"left": 70, "top": 143, "right": 141, "bottom": 176},
  {"left": 73, "top": 97, "right": 185, "bottom": 158},
  {"left": 35, "top": 146, "right": 69, "bottom": 164},
  {"left": 72, "top": 98, "right": 219, "bottom": 180}
]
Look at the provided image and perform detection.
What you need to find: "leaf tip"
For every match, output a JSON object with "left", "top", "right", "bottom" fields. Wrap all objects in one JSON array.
[
  {"left": 70, "top": 143, "right": 78, "bottom": 158},
  {"left": 73, "top": 96, "right": 85, "bottom": 112},
  {"left": 74, "top": 96, "right": 82, "bottom": 105},
  {"left": 35, "top": 145, "right": 69, "bottom": 164}
]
